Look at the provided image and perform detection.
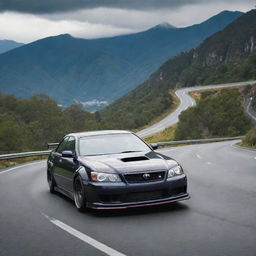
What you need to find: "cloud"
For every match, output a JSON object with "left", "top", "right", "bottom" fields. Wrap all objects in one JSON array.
[
  {"left": 0, "top": 1, "right": 252, "bottom": 43},
  {"left": 0, "top": 0, "right": 253, "bottom": 14},
  {"left": 0, "top": 12, "right": 135, "bottom": 43},
  {"left": 43, "top": 1, "right": 252, "bottom": 30}
]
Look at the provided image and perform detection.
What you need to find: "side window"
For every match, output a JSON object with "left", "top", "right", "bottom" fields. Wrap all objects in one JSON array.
[
  {"left": 56, "top": 137, "right": 69, "bottom": 153},
  {"left": 65, "top": 136, "right": 76, "bottom": 153}
]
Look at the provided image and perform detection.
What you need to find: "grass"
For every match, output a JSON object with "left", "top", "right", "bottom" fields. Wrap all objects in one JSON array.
[
  {"left": 236, "top": 142, "right": 256, "bottom": 150},
  {"left": 133, "top": 89, "right": 180, "bottom": 133},
  {"left": 188, "top": 84, "right": 256, "bottom": 101},
  {"left": 0, "top": 156, "right": 48, "bottom": 169},
  {"left": 144, "top": 125, "right": 176, "bottom": 144}
]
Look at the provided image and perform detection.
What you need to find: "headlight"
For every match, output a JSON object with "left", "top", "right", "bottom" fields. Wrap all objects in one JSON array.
[
  {"left": 167, "top": 165, "right": 183, "bottom": 179},
  {"left": 91, "top": 172, "right": 122, "bottom": 182}
]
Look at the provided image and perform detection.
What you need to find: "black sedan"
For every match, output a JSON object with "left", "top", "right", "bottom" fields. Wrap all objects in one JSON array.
[{"left": 47, "top": 130, "right": 190, "bottom": 211}]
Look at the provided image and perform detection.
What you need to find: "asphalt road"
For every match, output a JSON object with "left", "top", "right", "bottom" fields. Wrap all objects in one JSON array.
[
  {"left": 137, "top": 80, "right": 256, "bottom": 138},
  {"left": 246, "top": 97, "right": 256, "bottom": 125},
  {"left": 1, "top": 140, "right": 255, "bottom": 256}
]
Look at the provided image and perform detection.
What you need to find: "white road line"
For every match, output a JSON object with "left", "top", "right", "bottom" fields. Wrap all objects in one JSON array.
[
  {"left": 254, "top": 157, "right": 256, "bottom": 160},
  {"left": 43, "top": 213, "right": 126, "bottom": 256},
  {"left": 207, "top": 162, "right": 212, "bottom": 165},
  {"left": 196, "top": 154, "right": 201, "bottom": 159},
  {"left": 0, "top": 161, "right": 45, "bottom": 175}
]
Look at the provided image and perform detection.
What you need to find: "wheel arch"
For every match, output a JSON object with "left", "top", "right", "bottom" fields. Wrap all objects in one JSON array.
[{"left": 73, "top": 166, "right": 90, "bottom": 185}]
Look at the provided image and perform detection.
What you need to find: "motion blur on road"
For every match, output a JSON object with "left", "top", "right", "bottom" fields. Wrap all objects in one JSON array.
[{"left": 0, "top": 140, "right": 255, "bottom": 256}]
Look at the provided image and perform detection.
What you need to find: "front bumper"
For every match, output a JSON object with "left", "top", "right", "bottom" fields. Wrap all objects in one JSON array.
[{"left": 83, "top": 174, "right": 189, "bottom": 209}]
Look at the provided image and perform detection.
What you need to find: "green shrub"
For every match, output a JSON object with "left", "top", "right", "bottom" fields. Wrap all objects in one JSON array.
[
  {"left": 243, "top": 128, "right": 256, "bottom": 146},
  {"left": 175, "top": 89, "right": 251, "bottom": 140}
]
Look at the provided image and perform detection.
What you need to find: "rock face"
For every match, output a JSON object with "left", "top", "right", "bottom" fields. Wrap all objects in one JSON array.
[
  {"left": 244, "top": 36, "right": 256, "bottom": 53},
  {"left": 197, "top": 10, "right": 256, "bottom": 67}
]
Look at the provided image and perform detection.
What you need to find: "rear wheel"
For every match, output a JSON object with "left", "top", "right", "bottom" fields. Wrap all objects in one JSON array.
[
  {"left": 74, "top": 176, "right": 87, "bottom": 212},
  {"left": 47, "top": 170, "right": 56, "bottom": 193}
]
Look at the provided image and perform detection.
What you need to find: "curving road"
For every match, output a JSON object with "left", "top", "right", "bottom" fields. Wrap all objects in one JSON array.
[
  {"left": 1, "top": 141, "right": 256, "bottom": 256},
  {"left": 137, "top": 80, "right": 256, "bottom": 138},
  {"left": 246, "top": 97, "right": 256, "bottom": 125}
]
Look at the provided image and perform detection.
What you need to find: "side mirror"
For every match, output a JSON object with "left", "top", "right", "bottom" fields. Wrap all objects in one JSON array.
[
  {"left": 62, "top": 151, "right": 75, "bottom": 158},
  {"left": 150, "top": 143, "right": 159, "bottom": 150}
]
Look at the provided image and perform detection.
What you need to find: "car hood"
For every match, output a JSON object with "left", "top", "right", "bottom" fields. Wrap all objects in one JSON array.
[{"left": 78, "top": 151, "right": 178, "bottom": 174}]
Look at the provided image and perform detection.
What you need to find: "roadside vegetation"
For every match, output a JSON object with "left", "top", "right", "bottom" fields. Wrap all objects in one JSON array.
[
  {"left": 239, "top": 128, "right": 256, "bottom": 149},
  {"left": 175, "top": 88, "right": 252, "bottom": 140},
  {"left": 145, "top": 86, "right": 255, "bottom": 143},
  {"left": 100, "top": 83, "right": 173, "bottom": 130},
  {"left": 144, "top": 125, "right": 176, "bottom": 144},
  {"left": 0, "top": 94, "right": 100, "bottom": 154},
  {"left": 0, "top": 156, "right": 47, "bottom": 169},
  {"left": 0, "top": 86, "right": 255, "bottom": 155},
  {"left": 133, "top": 89, "right": 180, "bottom": 133}
]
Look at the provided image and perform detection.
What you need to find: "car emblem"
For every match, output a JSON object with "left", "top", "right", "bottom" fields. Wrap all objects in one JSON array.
[{"left": 142, "top": 173, "right": 151, "bottom": 180}]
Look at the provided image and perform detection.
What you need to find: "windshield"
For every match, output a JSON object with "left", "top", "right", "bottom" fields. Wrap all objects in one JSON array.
[{"left": 79, "top": 133, "right": 151, "bottom": 156}]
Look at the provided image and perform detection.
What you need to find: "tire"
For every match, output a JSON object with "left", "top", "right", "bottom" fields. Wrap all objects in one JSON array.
[
  {"left": 47, "top": 170, "right": 56, "bottom": 193},
  {"left": 73, "top": 176, "right": 87, "bottom": 212}
]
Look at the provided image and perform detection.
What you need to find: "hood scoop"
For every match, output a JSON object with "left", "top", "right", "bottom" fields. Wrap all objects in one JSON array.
[{"left": 120, "top": 156, "right": 149, "bottom": 162}]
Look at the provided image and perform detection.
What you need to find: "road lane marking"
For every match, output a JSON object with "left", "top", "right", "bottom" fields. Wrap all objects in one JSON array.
[
  {"left": 207, "top": 162, "right": 212, "bottom": 165},
  {"left": 254, "top": 157, "right": 256, "bottom": 160},
  {"left": 42, "top": 213, "right": 126, "bottom": 256},
  {"left": 196, "top": 154, "right": 201, "bottom": 159},
  {"left": 0, "top": 161, "right": 45, "bottom": 175}
]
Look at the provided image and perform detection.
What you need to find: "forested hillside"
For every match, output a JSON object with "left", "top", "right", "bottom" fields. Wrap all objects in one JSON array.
[
  {"left": 100, "top": 10, "right": 256, "bottom": 129},
  {"left": 0, "top": 94, "right": 100, "bottom": 153}
]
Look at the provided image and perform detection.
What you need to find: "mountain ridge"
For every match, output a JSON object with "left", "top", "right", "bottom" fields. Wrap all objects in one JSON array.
[
  {"left": 0, "top": 39, "right": 24, "bottom": 54},
  {"left": 100, "top": 10, "right": 256, "bottom": 129},
  {"left": 0, "top": 10, "right": 243, "bottom": 108}
]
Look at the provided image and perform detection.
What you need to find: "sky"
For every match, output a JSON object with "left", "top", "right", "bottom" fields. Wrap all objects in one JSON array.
[{"left": 0, "top": 0, "right": 254, "bottom": 43}]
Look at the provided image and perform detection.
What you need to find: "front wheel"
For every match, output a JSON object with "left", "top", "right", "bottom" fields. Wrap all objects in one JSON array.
[{"left": 74, "top": 176, "right": 87, "bottom": 212}]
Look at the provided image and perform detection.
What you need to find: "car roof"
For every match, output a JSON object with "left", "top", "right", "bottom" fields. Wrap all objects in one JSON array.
[{"left": 67, "top": 130, "right": 132, "bottom": 139}]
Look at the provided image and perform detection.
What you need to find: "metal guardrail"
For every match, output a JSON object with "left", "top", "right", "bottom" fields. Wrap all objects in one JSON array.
[
  {"left": 154, "top": 136, "right": 245, "bottom": 147},
  {"left": 0, "top": 151, "right": 51, "bottom": 160},
  {"left": 0, "top": 136, "right": 244, "bottom": 161}
]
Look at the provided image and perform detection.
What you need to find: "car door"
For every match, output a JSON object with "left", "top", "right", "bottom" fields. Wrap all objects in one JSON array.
[
  {"left": 52, "top": 136, "right": 70, "bottom": 188},
  {"left": 59, "top": 136, "right": 79, "bottom": 192}
]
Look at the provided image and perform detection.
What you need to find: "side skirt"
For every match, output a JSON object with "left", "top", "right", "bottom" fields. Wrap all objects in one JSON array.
[{"left": 55, "top": 185, "right": 74, "bottom": 201}]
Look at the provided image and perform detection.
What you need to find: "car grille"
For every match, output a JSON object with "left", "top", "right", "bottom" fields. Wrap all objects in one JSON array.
[
  {"left": 125, "top": 190, "right": 166, "bottom": 202},
  {"left": 124, "top": 171, "right": 165, "bottom": 183}
]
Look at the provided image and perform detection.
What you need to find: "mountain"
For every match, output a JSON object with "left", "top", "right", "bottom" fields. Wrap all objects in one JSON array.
[
  {"left": 100, "top": 10, "right": 256, "bottom": 130},
  {"left": 0, "top": 11, "right": 242, "bottom": 108},
  {"left": 0, "top": 39, "right": 24, "bottom": 54}
]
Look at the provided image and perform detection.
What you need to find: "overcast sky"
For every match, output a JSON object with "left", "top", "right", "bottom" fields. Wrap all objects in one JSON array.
[{"left": 0, "top": 0, "right": 254, "bottom": 43}]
